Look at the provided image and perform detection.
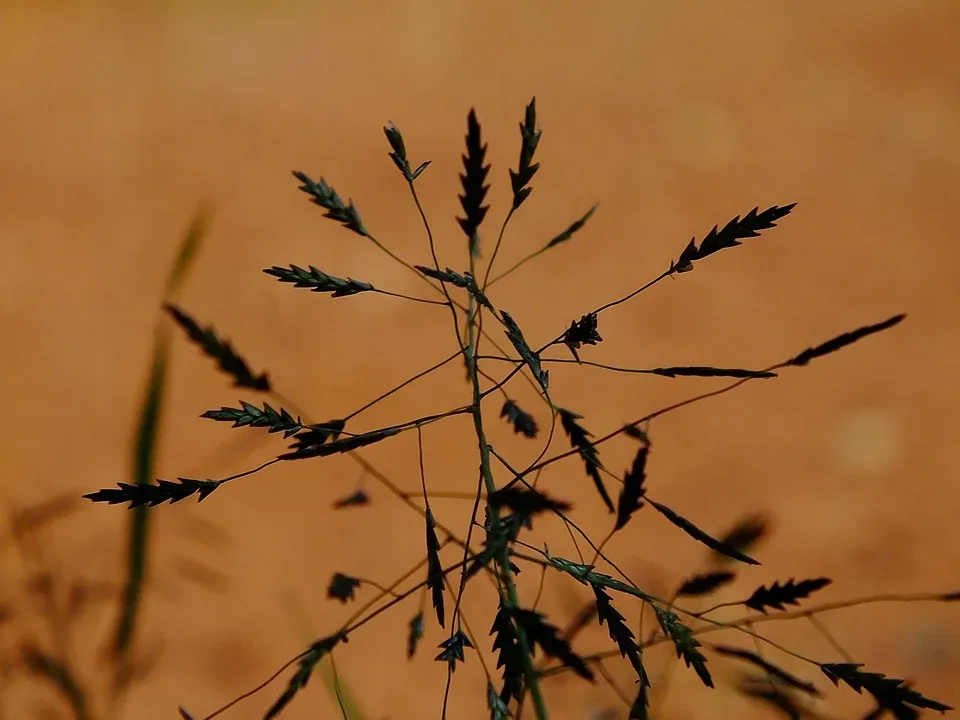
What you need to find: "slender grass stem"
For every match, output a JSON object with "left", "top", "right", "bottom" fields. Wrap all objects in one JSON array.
[
  {"left": 481, "top": 207, "right": 516, "bottom": 290},
  {"left": 373, "top": 288, "right": 449, "bottom": 306},
  {"left": 539, "top": 591, "right": 954, "bottom": 679},
  {"left": 96, "top": 110, "right": 938, "bottom": 720},
  {"left": 467, "top": 236, "right": 548, "bottom": 720},
  {"left": 342, "top": 351, "right": 461, "bottom": 422}
]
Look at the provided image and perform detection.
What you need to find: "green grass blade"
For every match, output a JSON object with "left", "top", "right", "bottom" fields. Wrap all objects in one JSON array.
[
  {"left": 22, "top": 645, "right": 90, "bottom": 720},
  {"left": 279, "top": 591, "right": 371, "bottom": 720},
  {"left": 112, "top": 337, "right": 167, "bottom": 690},
  {"left": 112, "top": 210, "right": 207, "bottom": 693},
  {"left": 320, "top": 657, "right": 369, "bottom": 720},
  {"left": 164, "top": 206, "right": 210, "bottom": 299}
]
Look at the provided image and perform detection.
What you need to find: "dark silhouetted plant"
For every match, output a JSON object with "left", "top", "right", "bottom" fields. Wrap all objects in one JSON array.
[{"left": 85, "top": 100, "right": 957, "bottom": 720}]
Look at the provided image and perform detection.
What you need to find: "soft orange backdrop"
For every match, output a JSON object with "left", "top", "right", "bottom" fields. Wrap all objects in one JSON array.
[{"left": 2, "top": 2, "right": 958, "bottom": 719}]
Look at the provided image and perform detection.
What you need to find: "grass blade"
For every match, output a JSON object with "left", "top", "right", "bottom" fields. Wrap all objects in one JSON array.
[
  {"left": 163, "top": 207, "right": 209, "bottom": 298},
  {"left": 21, "top": 645, "right": 89, "bottom": 720},
  {"left": 112, "top": 212, "right": 206, "bottom": 693},
  {"left": 319, "top": 656, "right": 371, "bottom": 720}
]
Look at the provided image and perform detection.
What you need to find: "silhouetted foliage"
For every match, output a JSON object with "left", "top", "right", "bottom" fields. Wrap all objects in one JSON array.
[
  {"left": 425, "top": 509, "right": 445, "bottom": 628},
  {"left": 593, "top": 586, "right": 647, "bottom": 684},
  {"left": 712, "top": 644, "right": 820, "bottom": 696},
  {"left": 491, "top": 602, "right": 523, "bottom": 704},
  {"left": 615, "top": 445, "right": 648, "bottom": 531},
  {"left": 83, "top": 478, "right": 219, "bottom": 508},
  {"left": 670, "top": 204, "right": 796, "bottom": 273},
  {"left": 676, "top": 571, "right": 737, "bottom": 598},
  {"left": 76, "top": 100, "right": 952, "bottom": 720},
  {"left": 327, "top": 573, "right": 361, "bottom": 603},
  {"left": 293, "top": 171, "right": 367, "bottom": 236},
  {"left": 546, "top": 204, "right": 597, "bottom": 249},
  {"left": 407, "top": 612, "right": 424, "bottom": 659},
  {"left": 648, "top": 499, "right": 760, "bottom": 565},
  {"left": 821, "top": 663, "right": 951, "bottom": 719},
  {"left": 559, "top": 408, "right": 614, "bottom": 513},
  {"left": 457, "top": 109, "right": 490, "bottom": 258},
  {"left": 164, "top": 303, "right": 270, "bottom": 390},
  {"left": 563, "top": 313, "right": 602, "bottom": 362},
  {"left": 788, "top": 314, "right": 906, "bottom": 367},
  {"left": 502, "top": 311, "right": 549, "bottom": 392},
  {"left": 500, "top": 399, "right": 539, "bottom": 438},
  {"left": 202, "top": 401, "right": 303, "bottom": 438},
  {"left": 332, "top": 488, "right": 370, "bottom": 509},
  {"left": 264, "top": 265, "right": 374, "bottom": 297},
  {"left": 655, "top": 607, "right": 712, "bottom": 688},
  {"left": 716, "top": 513, "right": 770, "bottom": 560},
  {"left": 264, "top": 634, "right": 346, "bottom": 720},
  {"left": 745, "top": 578, "right": 832, "bottom": 613},
  {"left": 510, "top": 97, "right": 541, "bottom": 209},
  {"left": 435, "top": 630, "right": 473, "bottom": 671},
  {"left": 513, "top": 608, "right": 594, "bottom": 681}
]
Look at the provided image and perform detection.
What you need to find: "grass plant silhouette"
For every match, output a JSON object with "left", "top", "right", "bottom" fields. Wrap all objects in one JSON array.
[{"left": 85, "top": 99, "right": 957, "bottom": 720}]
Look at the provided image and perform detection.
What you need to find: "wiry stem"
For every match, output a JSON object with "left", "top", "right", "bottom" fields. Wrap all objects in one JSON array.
[
  {"left": 200, "top": 547, "right": 482, "bottom": 720},
  {"left": 481, "top": 207, "right": 516, "bottom": 290},
  {"left": 405, "top": 181, "right": 466, "bottom": 357},
  {"left": 538, "top": 590, "right": 955, "bottom": 679},
  {"left": 499, "top": 362, "right": 781, "bottom": 494},
  {"left": 342, "top": 351, "right": 461, "bottom": 423},
  {"left": 372, "top": 288, "right": 449, "bottom": 305},
  {"left": 120, "top": 110, "right": 936, "bottom": 720},
  {"left": 485, "top": 246, "right": 543, "bottom": 288},
  {"left": 467, "top": 244, "right": 548, "bottom": 720}
]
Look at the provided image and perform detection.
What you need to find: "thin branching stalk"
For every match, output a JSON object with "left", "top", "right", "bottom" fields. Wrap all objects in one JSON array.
[{"left": 79, "top": 103, "right": 952, "bottom": 720}]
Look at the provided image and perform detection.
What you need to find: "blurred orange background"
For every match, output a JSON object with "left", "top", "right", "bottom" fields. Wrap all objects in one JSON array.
[{"left": 2, "top": 1, "right": 959, "bottom": 719}]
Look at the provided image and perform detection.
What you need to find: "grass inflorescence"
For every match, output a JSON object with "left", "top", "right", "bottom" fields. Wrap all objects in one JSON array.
[{"left": 84, "top": 100, "right": 955, "bottom": 720}]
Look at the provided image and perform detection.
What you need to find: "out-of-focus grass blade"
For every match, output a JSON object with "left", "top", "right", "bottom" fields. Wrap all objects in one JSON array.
[
  {"left": 164, "top": 207, "right": 209, "bottom": 299},
  {"left": 22, "top": 644, "right": 90, "bottom": 720},
  {"left": 319, "top": 657, "right": 369, "bottom": 720},
  {"left": 280, "top": 591, "right": 371, "bottom": 720},
  {"left": 112, "top": 208, "right": 208, "bottom": 693},
  {"left": 112, "top": 326, "right": 167, "bottom": 689}
]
